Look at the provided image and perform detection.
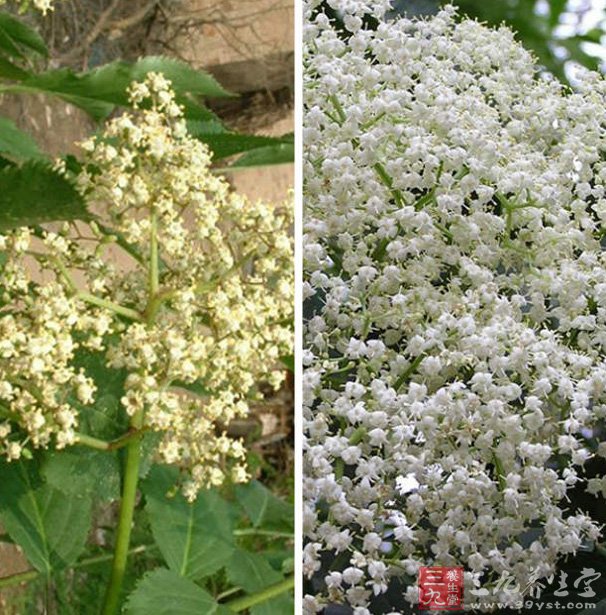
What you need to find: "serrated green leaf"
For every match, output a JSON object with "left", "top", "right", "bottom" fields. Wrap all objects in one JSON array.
[
  {"left": 0, "top": 54, "right": 29, "bottom": 80},
  {"left": 251, "top": 593, "right": 294, "bottom": 615},
  {"left": 0, "top": 57, "right": 229, "bottom": 121},
  {"left": 142, "top": 465, "right": 235, "bottom": 580},
  {"left": 71, "top": 348, "right": 128, "bottom": 440},
  {"left": 185, "top": 119, "right": 226, "bottom": 136},
  {"left": 0, "top": 459, "right": 92, "bottom": 574},
  {"left": 229, "top": 141, "right": 294, "bottom": 169},
  {"left": 41, "top": 449, "right": 120, "bottom": 501},
  {"left": 0, "top": 161, "right": 89, "bottom": 231},
  {"left": 0, "top": 115, "right": 43, "bottom": 160},
  {"left": 78, "top": 393, "right": 126, "bottom": 441},
  {"left": 280, "top": 355, "right": 294, "bottom": 373},
  {"left": 0, "top": 12, "right": 47, "bottom": 58},
  {"left": 227, "top": 549, "right": 282, "bottom": 593},
  {"left": 171, "top": 379, "right": 210, "bottom": 398},
  {"left": 234, "top": 481, "right": 293, "bottom": 532},
  {"left": 131, "top": 56, "right": 233, "bottom": 98},
  {"left": 125, "top": 568, "right": 228, "bottom": 615},
  {"left": 226, "top": 556, "right": 293, "bottom": 615},
  {"left": 192, "top": 132, "right": 293, "bottom": 162},
  {"left": 138, "top": 431, "right": 162, "bottom": 479}
]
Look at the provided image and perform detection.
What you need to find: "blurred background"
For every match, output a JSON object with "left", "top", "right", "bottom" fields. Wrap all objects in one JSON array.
[{"left": 391, "top": 0, "right": 606, "bottom": 84}]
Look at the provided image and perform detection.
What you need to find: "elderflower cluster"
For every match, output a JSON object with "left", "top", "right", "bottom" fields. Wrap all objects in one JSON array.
[
  {"left": 303, "top": 3, "right": 606, "bottom": 612},
  {"left": 0, "top": 73, "right": 293, "bottom": 500}
]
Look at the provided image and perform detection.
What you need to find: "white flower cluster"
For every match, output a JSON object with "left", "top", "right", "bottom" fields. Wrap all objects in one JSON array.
[
  {"left": 303, "top": 3, "right": 606, "bottom": 612},
  {"left": 0, "top": 73, "right": 293, "bottom": 500}
]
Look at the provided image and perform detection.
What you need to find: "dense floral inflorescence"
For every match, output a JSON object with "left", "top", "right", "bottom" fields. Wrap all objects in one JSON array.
[
  {"left": 303, "top": 2, "right": 606, "bottom": 612},
  {"left": 0, "top": 73, "right": 293, "bottom": 500}
]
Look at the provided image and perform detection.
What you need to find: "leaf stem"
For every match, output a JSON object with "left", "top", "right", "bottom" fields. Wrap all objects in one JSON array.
[
  {"left": 223, "top": 575, "right": 294, "bottom": 612},
  {"left": 232, "top": 529, "right": 294, "bottom": 539}
]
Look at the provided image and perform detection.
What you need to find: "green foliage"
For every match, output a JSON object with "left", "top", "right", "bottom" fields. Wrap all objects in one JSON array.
[
  {"left": 0, "top": 11, "right": 47, "bottom": 60},
  {"left": 235, "top": 480, "right": 294, "bottom": 532},
  {"left": 251, "top": 594, "right": 294, "bottom": 615},
  {"left": 72, "top": 347, "right": 128, "bottom": 440},
  {"left": 0, "top": 54, "right": 28, "bottom": 80},
  {"left": 142, "top": 466, "right": 235, "bottom": 580},
  {"left": 280, "top": 354, "right": 295, "bottom": 373},
  {"left": 0, "top": 115, "right": 42, "bottom": 159},
  {"left": 41, "top": 449, "right": 120, "bottom": 501},
  {"left": 227, "top": 550, "right": 294, "bottom": 615},
  {"left": 227, "top": 548, "right": 282, "bottom": 592},
  {"left": 0, "top": 161, "right": 88, "bottom": 231},
  {"left": 0, "top": 459, "right": 92, "bottom": 574},
  {"left": 190, "top": 129, "right": 294, "bottom": 165},
  {"left": 0, "top": 56, "right": 229, "bottom": 121},
  {"left": 229, "top": 136, "right": 294, "bottom": 169},
  {"left": 125, "top": 568, "right": 231, "bottom": 615}
]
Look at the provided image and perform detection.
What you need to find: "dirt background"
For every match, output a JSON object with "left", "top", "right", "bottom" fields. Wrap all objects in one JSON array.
[{"left": 0, "top": 0, "right": 294, "bottom": 602}]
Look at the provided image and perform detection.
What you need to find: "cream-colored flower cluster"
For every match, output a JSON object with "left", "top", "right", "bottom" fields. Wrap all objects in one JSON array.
[
  {"left": 0, "top": 73, "right": 293, "bottom": 499},
  {"left": 0, "top": 230, "right": 105, "bottom": 458}
]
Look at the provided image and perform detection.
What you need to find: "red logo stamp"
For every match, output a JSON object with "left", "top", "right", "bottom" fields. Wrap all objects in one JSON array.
[{"left": 418, "top": 567, "right": 464, "bottom": 611}]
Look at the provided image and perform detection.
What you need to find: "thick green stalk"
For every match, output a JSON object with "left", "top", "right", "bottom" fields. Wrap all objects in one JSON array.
[
  {"left": 102, "top": 206, "right": 160, "bottom": 614},
  {"left": 224, "top": 575, "right": 295, "bottom": 612},
  {"left": 100, "top": 412, "right": 143, "bottom": 615}
]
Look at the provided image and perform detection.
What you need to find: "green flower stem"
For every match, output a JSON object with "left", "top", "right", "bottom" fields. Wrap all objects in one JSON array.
[
  {"left": 393, "top": 353, "right": 426, "bottom": 392},
  {"left": 223, "top": 575, "right": 295, "bottom": 612},
  {"left": 93, "top": 221, "right": 146, "bottom": 266},
  {"left": 77, "top": 291, "right": 141, "bottom": 321},
  {"left": 101, "top": 411, "right": 144, "bottom": 615},
  {"left": 373, "top": 161, "right": 404, "bottom": 207},
  {"left": 75, "top": 429, "right": 143, "bottom": 452},
  {"left": 493, "top": 453, "right": 506, "bottom": 491},
  {"left": 51, "top": 255, "right": 78, "bottom": 292},
  {"left": 149, "top": 210, "right": 159, "bottom": 296},
  {"left": 0, "top": 545, "right": 154, "bottom": 589},
  {"left": 329, "top": 93, "right": 404, "bottom": 207},
  {"left": 74, "top": 432, "right": 111, "bottom": 450}
]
